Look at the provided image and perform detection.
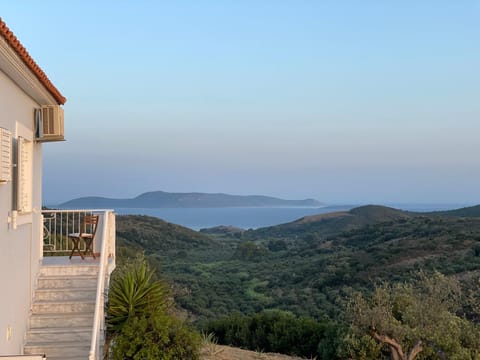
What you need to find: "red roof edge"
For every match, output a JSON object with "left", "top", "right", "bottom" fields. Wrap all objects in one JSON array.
[{"left": 0, "top": 18, "right": 66, "bottom": 105}]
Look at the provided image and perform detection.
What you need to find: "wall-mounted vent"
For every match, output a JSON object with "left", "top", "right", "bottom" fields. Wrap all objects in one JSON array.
[
  {"left": 35, "top": 105, "right": 64, "bottom": 142},
  {"left": 0, "top": 127, "right": 12, "bottom": 182}
]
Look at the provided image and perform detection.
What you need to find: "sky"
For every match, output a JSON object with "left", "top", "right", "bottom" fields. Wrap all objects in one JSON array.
[{"left": 2, "top": 1, "right": 480, "bottom": 205}]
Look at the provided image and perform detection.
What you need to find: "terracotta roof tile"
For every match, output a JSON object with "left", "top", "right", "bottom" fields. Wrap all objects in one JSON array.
[{"left": 0, "top": 18, "right": 66, "bottom": 105}]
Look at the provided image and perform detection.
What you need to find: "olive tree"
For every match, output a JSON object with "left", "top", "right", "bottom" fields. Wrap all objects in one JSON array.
[{"left": 342, "top": 271, "right": 480, "bottom": 360}]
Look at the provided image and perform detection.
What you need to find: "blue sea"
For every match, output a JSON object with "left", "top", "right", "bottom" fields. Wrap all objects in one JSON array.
[{"left": 111, "top": 203, "right": 471, "bottom": 230}]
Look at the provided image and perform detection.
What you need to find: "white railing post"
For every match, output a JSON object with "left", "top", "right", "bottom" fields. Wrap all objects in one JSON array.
[{"left": 39, "top": 213, "right": 44, "bottom": 261}]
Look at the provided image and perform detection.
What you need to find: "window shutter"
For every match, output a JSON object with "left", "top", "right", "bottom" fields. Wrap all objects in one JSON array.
[
  {"left": 17, "top": 136, "right": 32, "bottom": 212},
  {"left": 0, "top": 128, "right": 12, "bottom": 182}
]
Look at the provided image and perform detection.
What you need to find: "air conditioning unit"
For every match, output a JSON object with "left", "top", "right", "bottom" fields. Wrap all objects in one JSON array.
[
  {"left": 0, "top": 127, "right": 12, "bottom": 182},
  {"left": 35, "top": 105, "right": 65, "bottom": 142}
]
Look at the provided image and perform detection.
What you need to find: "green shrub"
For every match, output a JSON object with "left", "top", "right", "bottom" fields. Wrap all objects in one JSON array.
[
  {"left": 234, "top": 241, "right": 268, "bottom": 260},
  {"left": 107, "top": 256, "right": 200, "bottom": 359},
  {"left": 111, "top": 314, "right": 200, "bottom": 360}
]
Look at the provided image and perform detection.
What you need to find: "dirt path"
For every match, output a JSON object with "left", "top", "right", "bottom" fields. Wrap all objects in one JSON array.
[{"left": 201, "top": 344, "right": 305, "bottom": 360}]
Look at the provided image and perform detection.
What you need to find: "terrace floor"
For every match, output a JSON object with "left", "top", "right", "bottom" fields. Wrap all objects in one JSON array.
[{"left": 41, "top": 256, "right": 100, "bottom": 267}]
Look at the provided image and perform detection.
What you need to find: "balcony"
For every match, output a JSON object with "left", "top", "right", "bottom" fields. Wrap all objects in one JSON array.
[
  {"left": 25, "top": 210, "right": 116, "bottom": 360},
  {"left": 42, "top": 209, "right": 115, "bottom": 261}
]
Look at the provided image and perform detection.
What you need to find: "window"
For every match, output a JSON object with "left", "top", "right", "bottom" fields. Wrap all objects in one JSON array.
[{"left": 16, "top": 136, "right": 32, "bottom": 213}]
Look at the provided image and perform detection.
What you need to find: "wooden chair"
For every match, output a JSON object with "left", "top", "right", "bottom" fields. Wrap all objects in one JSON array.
[{"left": 68, "top": 215, "right": 99, "bottom": 259}]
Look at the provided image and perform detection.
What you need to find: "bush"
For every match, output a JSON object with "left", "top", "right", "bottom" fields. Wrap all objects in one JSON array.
[
  {"left": 111, "top": 314, "right": 200, "bottom": 360},
  {"left": 107, "top": 256, "right": 200, "bottom": 359}
]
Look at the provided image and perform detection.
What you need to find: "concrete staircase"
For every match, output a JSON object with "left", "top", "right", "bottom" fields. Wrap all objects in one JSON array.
[{"left": 24, "top": 263, "right": 99, "bottom": 360}]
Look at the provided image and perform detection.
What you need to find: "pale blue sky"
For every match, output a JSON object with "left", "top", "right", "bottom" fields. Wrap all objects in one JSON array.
[{"left": 2, "top": 1, "right": 480, "bottom": 204}]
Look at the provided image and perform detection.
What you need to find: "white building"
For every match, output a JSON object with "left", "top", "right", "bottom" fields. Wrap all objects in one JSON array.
[{"left": 0, "top": 19, "right": 115, "bottom": 359}]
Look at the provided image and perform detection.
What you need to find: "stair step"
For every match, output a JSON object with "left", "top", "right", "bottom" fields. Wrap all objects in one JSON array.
[
  {"left": 30, "top": 312, "right": 94, "bottom": 328},
  {"left": 26, "top": 326, "right": 92, "bottom": 343},
  {"left": 34, "top": 287, "right": 96, "bottom": 301},
  {"left": 25, "top": 262, "right": 108, "bottom": 359},
  {"left": 39, "top": 265, "right": 99, "bottom": 277},
  {"left": 36, "top": 275, "right": 97, "bottom": 289},
  {"left": 32, "top": 300, "right": 95, "bottom": 314},
  {"left": 24, "top": 342, "right": 90, "bottom": 358}
]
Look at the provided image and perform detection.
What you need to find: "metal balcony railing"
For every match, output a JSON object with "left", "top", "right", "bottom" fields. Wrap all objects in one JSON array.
[{"left": 41, "top": 209, "right": 115, "bottom": 257}]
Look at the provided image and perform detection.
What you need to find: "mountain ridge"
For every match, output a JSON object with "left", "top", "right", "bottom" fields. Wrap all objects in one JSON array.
[
  {"left": 248, "top": 203, "right": 480, "bottom": 235},
  {"left": 247, "top": 204, "right": 414, "bottom": 238},
  {"left": 59, "top": 191, "right": 323, "bottom": 208}
]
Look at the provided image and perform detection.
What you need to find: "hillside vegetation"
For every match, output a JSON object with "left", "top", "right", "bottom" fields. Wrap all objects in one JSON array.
[
  {"left": 117, "top": 215, "right": 214, "bottom": 252},
  {"left": 115, "top": 205, "right": 480, "bottom": 358},
  {"left": 247, "top": 205, "right": 413, "bottom": 239},
  {"left": 116, "top": 205, "right": 480, "bottom": 322}
]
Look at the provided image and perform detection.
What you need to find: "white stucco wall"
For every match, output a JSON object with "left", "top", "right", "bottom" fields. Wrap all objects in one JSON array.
[{"left": 0, "top": 69, "right": 42, "bottom": 355}]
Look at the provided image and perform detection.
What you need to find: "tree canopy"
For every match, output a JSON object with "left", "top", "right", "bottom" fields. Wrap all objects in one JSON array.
[{"left": 342, "top": 271, "right": 480, "bottom": 360}]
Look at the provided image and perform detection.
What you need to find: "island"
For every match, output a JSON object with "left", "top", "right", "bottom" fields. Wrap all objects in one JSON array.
[{"left": 59, "top": 191, "right": 323, "bottom": 209}]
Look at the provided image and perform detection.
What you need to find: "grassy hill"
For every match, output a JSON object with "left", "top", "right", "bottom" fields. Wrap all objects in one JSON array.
[
  {"left": 117, "top": 214, "right": 214, "bottom": 252},
  {"left": 116, "top": 205, "right": 480, "bottom": 323},
  {"left": 246, "top": 205, "right": 413, "bottom": 239}
]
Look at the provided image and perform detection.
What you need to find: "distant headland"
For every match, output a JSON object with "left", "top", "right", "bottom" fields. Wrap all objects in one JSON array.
[{"left": 59, "top": 191, "right": 323, "bottom": 209}]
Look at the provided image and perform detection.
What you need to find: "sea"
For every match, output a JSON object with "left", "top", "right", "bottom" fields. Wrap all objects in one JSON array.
[{"left": 110, "top": 203, "right": 471, "bottom": 231}]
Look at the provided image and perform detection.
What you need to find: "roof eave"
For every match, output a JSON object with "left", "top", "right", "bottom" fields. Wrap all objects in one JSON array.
[{"left": 0, "top": 18, "right": 66, "bottom": 105}]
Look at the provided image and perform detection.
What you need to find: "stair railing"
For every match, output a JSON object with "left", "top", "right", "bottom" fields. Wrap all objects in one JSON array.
[{"left": 89, "top": 210, "right": 115, "bottom": 360}]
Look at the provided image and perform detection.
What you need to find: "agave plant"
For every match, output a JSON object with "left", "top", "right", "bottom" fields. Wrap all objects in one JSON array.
[
  {"left": 107, "top": 256, "right": 169, "bottom": 332},
  {"left": 105, "top": 255, "right": 201, "bottom": 359}
]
